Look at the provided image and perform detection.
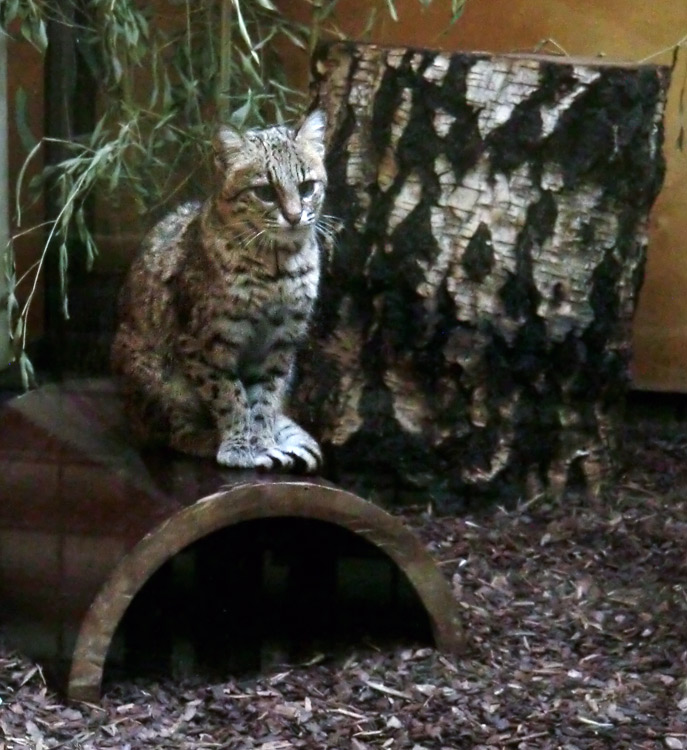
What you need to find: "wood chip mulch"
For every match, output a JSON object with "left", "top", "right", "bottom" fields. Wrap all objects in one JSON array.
[{"left": 2, "top": 416, "right": 687, "bottom": 749}]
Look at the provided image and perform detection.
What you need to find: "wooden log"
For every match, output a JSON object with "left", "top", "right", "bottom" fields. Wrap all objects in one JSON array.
[
  {"left": 293, "top": 43, "right": 671, "bottom": 511},
  {"left": 0, "top": 380, "right": 462, "bottom": 701}
]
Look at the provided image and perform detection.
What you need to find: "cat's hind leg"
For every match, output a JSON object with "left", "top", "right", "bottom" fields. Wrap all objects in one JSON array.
[{"left": 113, "top": 332, "right": 217, "bottom": 458}]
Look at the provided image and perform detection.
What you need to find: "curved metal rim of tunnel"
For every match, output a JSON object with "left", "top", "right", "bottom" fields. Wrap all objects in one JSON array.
[{"left": 68, "top": 480, "right": 464, "bottom": 702}]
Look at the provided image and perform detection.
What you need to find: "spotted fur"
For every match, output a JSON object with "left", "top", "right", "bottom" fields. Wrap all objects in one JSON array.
[{"left": 111, "top": 111, "right": 329, "bottom": 472}]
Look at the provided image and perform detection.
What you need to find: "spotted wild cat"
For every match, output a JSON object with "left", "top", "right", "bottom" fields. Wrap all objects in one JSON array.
[{"left": 111, "top": 110, "right": 329, "bottom": 472}]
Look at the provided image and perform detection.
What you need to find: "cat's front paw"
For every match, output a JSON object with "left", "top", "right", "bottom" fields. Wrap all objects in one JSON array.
[
  {"left": 216, "top": 441, "right": 257, "bottom": 468},
  {"left": 274, "top": 416, "right": 322, "bottom": 474},
  {"left": 253, "top": 447, "right": 297, "bottom": 472},
  {"left": 216, "top": 437, "right": 298, "bottom": 472},
  {"left": 216, "top": 423, "right": 321, "bottom": 474}
]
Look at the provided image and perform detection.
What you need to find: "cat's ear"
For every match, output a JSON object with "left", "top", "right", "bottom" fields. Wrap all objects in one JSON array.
[
  {"left": 295, "top": 109, "right": 326, "bottom": 157},
  {"left": 213, "top": 125, "right": 244, "bottom": 169}
]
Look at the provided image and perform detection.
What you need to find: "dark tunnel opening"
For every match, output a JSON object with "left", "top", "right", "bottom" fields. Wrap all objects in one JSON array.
[{"left": 104, "top": 517, "right": 433, "bottom": 686}]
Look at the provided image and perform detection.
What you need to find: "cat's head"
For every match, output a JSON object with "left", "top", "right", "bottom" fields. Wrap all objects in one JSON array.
[{"left": 212, "top": 110, "right": 328, "bottom": 245}]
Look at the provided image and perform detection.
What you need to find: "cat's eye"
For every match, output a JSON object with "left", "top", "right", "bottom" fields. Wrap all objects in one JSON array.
[
  {"left": 299, "top": 180, "right": 316, "bottom": 198},
  {"left": 252, "top": 184, "right": 278, "bottom": 203}
]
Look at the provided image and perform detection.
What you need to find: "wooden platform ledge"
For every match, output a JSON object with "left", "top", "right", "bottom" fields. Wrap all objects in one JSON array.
[{"left": 0, "top": 380, "right": 462, "bottom": 702}]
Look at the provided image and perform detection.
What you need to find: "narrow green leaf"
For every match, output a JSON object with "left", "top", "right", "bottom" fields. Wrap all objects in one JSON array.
[
  {"left": 127, "top": 19, "right": 139, "bottom": 48},
  {"left": 111, "top": 53, "right": 123, "bottom": 83},
  {"left": 27, "top": 173, "right": 43, "bottom": 192},
  {"left": 85, "top": 233, "right": 98, "bottom": 271},
  {"left": 35, "top": 18, "right": 48, "bottom": 52},
  {"left": 1, "top": 0, "right": 21, "bottom": 27},
  {"left": 19, "top": 351, "right": 35, "bottom": 390},
  {"left": 279, "top": 24, "right": 307, "bottom": 50},
  {"left": 361, "top": 7, "right": 378, "bottom": 39},
  {"left": 233, "top": 0, "right": 259, "bottom": 62},
  {"left": 317, "top": 0, "right": 344, "bottom": 21},
  {"left": 19, "top": 18, "right": 34, "bottom": 46},
  {"left": 19, "top": 355, "right": 29, "bottom": 390},
  {"left": 137, "top": 13, "right": 150, "bottom": 40},
  {"left": 239, "top": 51, "right": 265, "bottom": 87},
  {"left": 149, "top": 46, "right": 160, "bottom": 108},
  {"left": 15, "top": 139, "right": 42, "bottom": 225},
  {"left": 229, "top": 99, "right": 252, "bottom": 127},
  {"left": 89, "top": 115, "right": 106, "bottom": 149},
  {"left": 74, "top": 206, "right": 88, "bottom": 242},
  {"left": 251, "top": 25, "right": 278, "bottom": 52},
  {"left": 384, "top": 0, "right": 399, "bottom": 22},
  {"left": 59, "top": 242, "right": 69, "bottom": 320},
  {"left": 162, "top": 72, "right": 173, "bottom": 111},
  {"left": 450, "top": 0, "right": 468, "bottom": 22}
]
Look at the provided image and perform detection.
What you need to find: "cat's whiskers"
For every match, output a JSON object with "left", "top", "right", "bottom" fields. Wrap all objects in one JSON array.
[
  {"left": 237, "top": 228, "right": 269, "bottom": 252},
  {"left": 318, "top": 214, "right": 340, "bottom": 229},
  {"left": 315, "top": 215, "right": 341, "bottom": 246},
  {"left": 315, "top": 225, "right": 334, "bottom": 243}
]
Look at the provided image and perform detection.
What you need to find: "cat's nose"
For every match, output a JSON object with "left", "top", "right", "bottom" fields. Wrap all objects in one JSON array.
[
  {"left": 284, "top": 210, "right": 301, "bottom": 226},
  {"left": 281, "top": 194, "right": 302, "bottom": 226}
]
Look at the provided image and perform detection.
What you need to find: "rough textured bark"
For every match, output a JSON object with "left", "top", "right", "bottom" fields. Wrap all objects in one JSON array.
[{"left": 292, "top": 43, "right": 670, "bottom": 512}]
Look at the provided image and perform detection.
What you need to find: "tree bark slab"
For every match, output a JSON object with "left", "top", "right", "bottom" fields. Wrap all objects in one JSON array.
[{"left": 294, "top": 43, "right": 670, "bottom": 511}]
